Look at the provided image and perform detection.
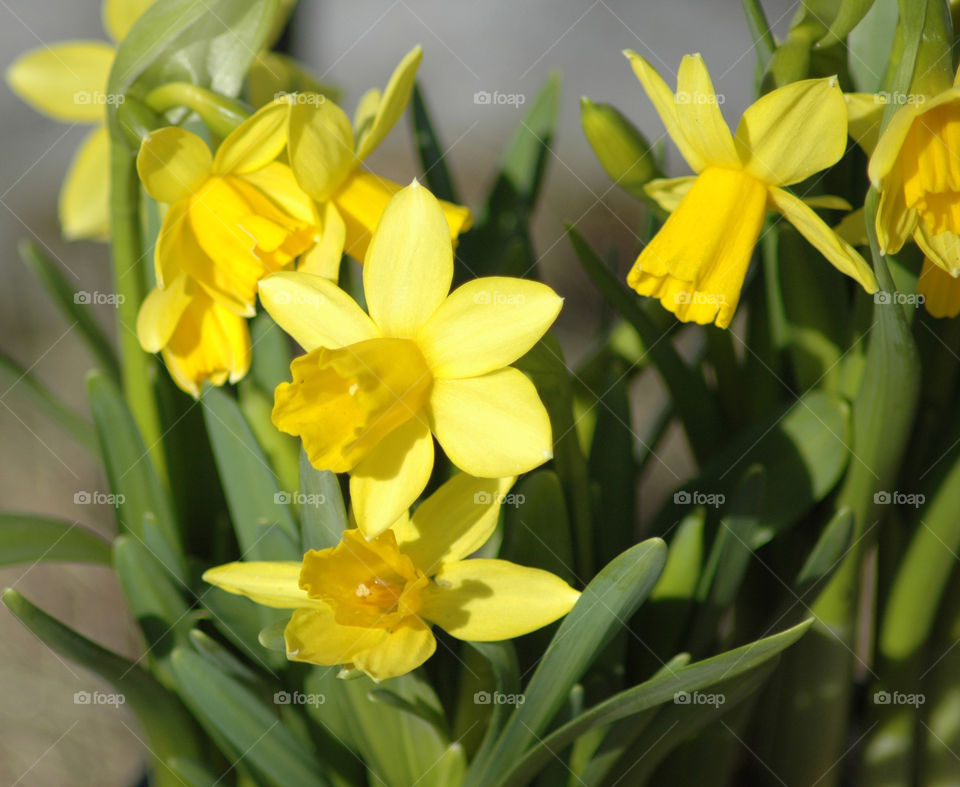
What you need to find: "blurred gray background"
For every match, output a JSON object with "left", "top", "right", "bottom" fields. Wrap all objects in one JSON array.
[{"left": 0, "top": 0, "right": 796, "bottom": 783}]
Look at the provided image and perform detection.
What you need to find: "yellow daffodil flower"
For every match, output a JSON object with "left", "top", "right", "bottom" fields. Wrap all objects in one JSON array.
[
  {"left": 136, "top": 273, "right": 250, "bottom": 397},
  {"left": 625, "top": 52, "right": 877, "bottom": 328},
  {"left": 5, "top": 0, "right": 155, "bottom": 240},
  {"left": 918, "top": 260, "right": 960, "bottom": 318},
  {"left": 259, "top": 181, "right": 561, "bottom": 537},
  {"left": 859, "top": 68, "right": 960, "bottom": 278},
  {"left": 284, "top": 46, "right": 472, "bottom": 263},
  {"left": 203, "top": 474, "right": 580, "bottom": 681}
]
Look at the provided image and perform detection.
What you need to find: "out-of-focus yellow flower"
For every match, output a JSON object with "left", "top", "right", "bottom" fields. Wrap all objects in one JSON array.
[
  {"left": 259, "top": 181, "right": 561, "bottom": 537},
  {"left": 624, "top": 52, "right": 877, "bottom": 328},
  {"left": 136, "top": 274, "right": 250, "bottom": 397},
  {"left": 918, "top": 259, "right": 960, "bottom": 318},
  {"left": 203, "top": 474, "right": 580, "bottom": 681},
  {"left": 862, "top": 70, "right": 960, "bottom": 277},
  {"left": 5, "top": 0, "right": 155, "bottom": 240},
  {"left": 285, "top": 46, "right": 471, "bottom": 264}
]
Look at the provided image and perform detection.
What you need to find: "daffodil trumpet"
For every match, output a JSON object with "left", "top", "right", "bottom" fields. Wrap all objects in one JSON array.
[
  {"left": 259, "top": 181, "right": 561, "bottom": 538},
  {"left": 624, "top": 51, "right": 877, "bottom": 328},
  {"left": 203, "top": 474, "right": 581, "bottom": 682}
]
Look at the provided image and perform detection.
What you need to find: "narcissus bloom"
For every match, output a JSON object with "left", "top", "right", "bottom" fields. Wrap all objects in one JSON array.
[
  {"left": 284, "top": 46, "right": 471, "bottom": 262},
  {"left": 203, "top": 474, "right": 580, "bottom": 681},
  {"left": 863, "top": 70, "right": 960, "bottom": 277},
  {"left": 5, "top": 0, "right": 155, "bottom": 239},
  {"left": 918, "top": 260, "right": 960, "bottom": 318},
  {"left": 625, "top": 52, "right": 877, "bottom": 328},
  {"left": 259, "top": 181, "right": 561, "bottom": 537}
]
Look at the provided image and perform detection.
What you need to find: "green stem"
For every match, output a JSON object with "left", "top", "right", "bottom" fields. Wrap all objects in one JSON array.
[
  {"left": 144, "top": 82, "right": 249, "bottom": 138},
  {"left": 108, "top": 136, "right": 168, "bottom": 485}
]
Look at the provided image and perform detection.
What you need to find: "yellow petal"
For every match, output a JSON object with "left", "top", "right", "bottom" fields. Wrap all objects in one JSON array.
[
  {"left": 238, "top": 161, "right": 319, "bottom": 226},
  {"left": 769, "top": 186, "right": 878, "bottom": 292},
  {"left": 623, "top": 50, "right": 707, "bottom": 172},
  {"left": 258, "top": 271, "right": 378, "bottom": 351},
  {"left": 350, "top": 616, "right": 436, "bottom": 681},
  {"left": 287, "top": 97, "right": 356, "bottom": 202},
  {"left": 284, "top": 606, "right": 389, "bottom": 667},
  {"left": 59, "top": 125, "right": 110, "bottom": 240},
  {"left": 427, "top": 367, "right": 553, "bottom": 477},
  {"left": 874, "top": 163, "right": 917, "bottom": 254},
  {"left": 644, "top": 175, "right": 696, "bottom": 212},
  {"left": 136, "top": 274, "right": 191, "bottom": 352},
  {"left": 7, "top": 42, "right": 114, "bottom": 123},
  {"left": 918, "top": 257, "right": 960, "bottom": 318},
  {"left": 364, "top": 181, "right": 453, "bottom": 337},
  {"left": 417, "top": 277, "right": 562, "bottom": 379},
  {"left": 868, "top": 101, "right": 923, "bottom": 187},
  {"left": 350, "top": 417, "right": 435, "bottom": 539},
  {"left": 802, "top": 195, "right": 851, "bottom": 210},
  {"left": 298, "top": 201, "right": 345, "bottom": 280},
  {"left": 914, "top": 226, "right": 960, "bottom": 276},
  {"left": 833, "top": 207, "right": 867, "bottom": 247},
  {"left": 845, "top": 92, "right": 886, "bottom": 154},
  {"left": 674, "top": 54, "right": 738, "bottom": 168},
  {"left": 202, "top": 561, "right": 318, "bottom": 609},
  {"left": 213, "top": 101, "right": 290, "bottom": 175},
  {"left": 420, "top": 559, "right": 580, "bottom": 640},
  {"left": 161, "top": 290, "right": 251, "bottom": 398},
  {"left": 627, "top": 167, "right": 767, "bottom": 328},
  {"left": 138, "top": 127, "right": 212, "bottom": 204},
  {"left": 102, "top": 0, "right": 156, "bottom": 41},
  {"left": 393, "top": 475, "right": 516, "bottom": 573},
  {"left": 353, "top": 87, "right": 381, "bottom": 142},
  {"left": 735, "top": 77, "right": 847, "bottom": 185},
  {"left": 355, "top": 46, "right": 423, "bottom": 161}
]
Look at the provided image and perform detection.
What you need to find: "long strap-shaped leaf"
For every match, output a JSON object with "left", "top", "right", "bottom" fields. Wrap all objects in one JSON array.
[{"left": 0, "top": 513, "right": 111, "bottom": 566}]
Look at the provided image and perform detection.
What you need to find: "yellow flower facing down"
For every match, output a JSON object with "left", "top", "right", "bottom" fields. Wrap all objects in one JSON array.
[
  {"left": 284, "top": 46, "right": 472, "bottom": 263},
  {"left": 625, "top": 52, "right": 877, "bottom": 328},
  {"left": 259, "top": 181, "right": 561, "bottom": 537},
  {"left": 137, "top": 274, "right": 250, "bottom": 397},
  {"left": 5, "top": 0, "right": 155, "bottom": 240},
  {"left": 203, "top": 474, "right": 581, "bottom": 681},
  {"left": 862, "top": 68, "right": 960, "bottom": 277}
]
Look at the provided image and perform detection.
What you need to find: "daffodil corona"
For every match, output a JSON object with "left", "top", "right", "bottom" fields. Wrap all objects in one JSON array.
[
  {"left": 260, "top": 181, "right": 562, "bottom": 537},
  {"left": 203, "top": 474, "right": 581, "bottom": 681},
  {"left": 625, "top": 52, "right": 877, "bottom": 328}
]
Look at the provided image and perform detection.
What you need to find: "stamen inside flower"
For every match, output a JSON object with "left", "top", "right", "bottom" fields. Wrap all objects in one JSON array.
[{"left": 273, "top": 337, "right": 432, "bottom": 472}]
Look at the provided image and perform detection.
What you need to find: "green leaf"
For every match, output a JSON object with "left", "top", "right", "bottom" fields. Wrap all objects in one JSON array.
[
  {"left": 201, "top": 386, "right": 300, "bottom": 560},
  {"left": 0, "top": 350, "right": 97, "bottom": 453},
  {"left": 250, "top": 312, "right": 292, "bottom": 395},
  {"left": 166, "top": 757, "right": 218, "bottom": 787},
  {"left": 87, "top": 372, "right": 184, "bottom": 571},
  {"left": 169, "top": 647, "right": 327, "bottom": 787},
  {"left": 368, "top": 687, "right": 448, "bottom": 732},
  {"left": 848, "top": 0, "right": 898, "bottom": 91},
  {"left": 465, "top": 538, "right": 667, "bottom": 786},
  {"left": 464, "top": 640, "right": 522, "bottom": 767},
  {"left": 568, "top": 225, "right": 722, "bottom": 464},
  {"left": 793, "top": 508, "right": 855, "bottom": 597},
  {"left": 2, "top": 589, "right": 200, "bottom": 787},
  {"left": 740, "top": 0, "right": 776, "bottom": 69},
  {"left": 0, "top": 513, "right": 111, "bottom": 566},
  {"left": 298, "top": 448, "right": 348, "bottom": 551},
  {"left": 498, "top": 620, "right": 812, "bottom": 786},
  {"left": 18, "top": 239, "right": 120, "bottom": 382},
  {"left": 411, "top": 82, "right": 459, "bottom": 203},
  {"left": 817, "top": 0, "right": 878, "bottom": 48}
]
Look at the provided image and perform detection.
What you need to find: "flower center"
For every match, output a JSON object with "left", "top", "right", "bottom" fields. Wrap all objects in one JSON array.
[
  {"left": 901, "top": 103, "right": 960, "bottom": 235},
  {"left": 273, "top": 337, "right": 432, "bottom": 472},
  {"left": 300, "top": 529, "right": 427, "bottom": 628}
]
